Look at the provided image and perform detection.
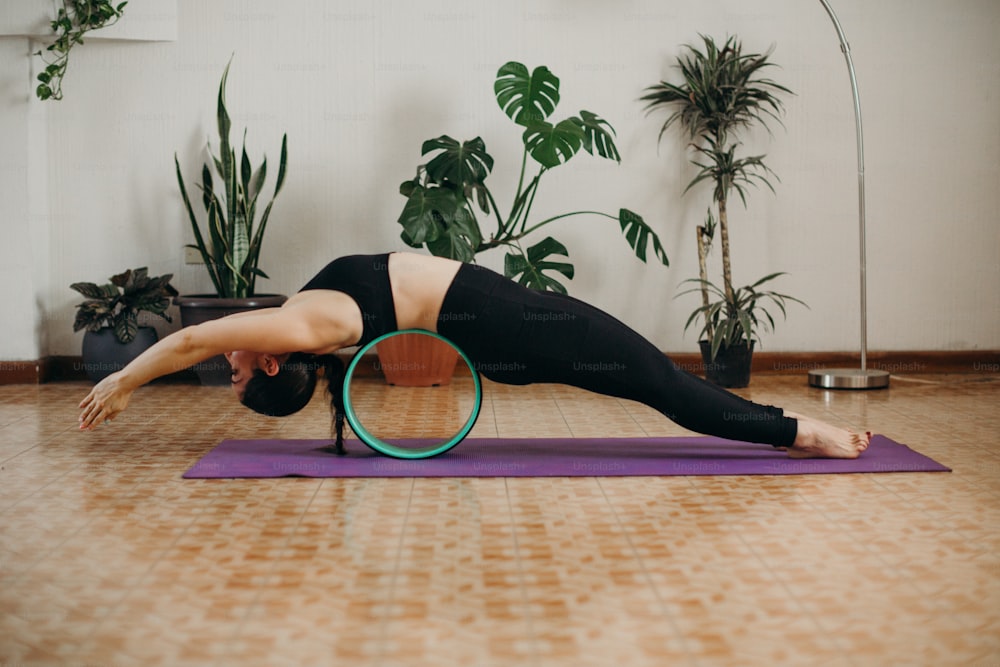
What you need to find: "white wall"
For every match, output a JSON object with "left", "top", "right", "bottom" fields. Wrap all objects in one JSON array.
[
  {"left": 0, "top": 37, "right": 48, "bottom": 361},
  {"left": 1, "top": 0, "right": 998, "bottom": 360}
]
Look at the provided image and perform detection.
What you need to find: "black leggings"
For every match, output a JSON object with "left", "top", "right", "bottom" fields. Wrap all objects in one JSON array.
[{"left": 437, "top": 263, "right": 797, "bottom": 448}]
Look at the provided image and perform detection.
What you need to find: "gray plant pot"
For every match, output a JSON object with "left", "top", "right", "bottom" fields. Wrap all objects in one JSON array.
[
  {"left": 173, "top": 294, "right": 288, "bottom": 385},
  {"left": 81, "top": 327, "right": 159, "bottom": 383}
]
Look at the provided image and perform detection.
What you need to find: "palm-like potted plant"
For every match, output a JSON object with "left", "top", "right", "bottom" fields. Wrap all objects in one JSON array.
[
  {"left": 386, "top": 60, "right": 670, "bottom": 386},
  {"left": 71, "top": 267, "right": 177, "bottom": 382},
  {"left": 641, "top": 35, "right": 803, "bottom": 387},
  {"left": 174, "top": 58, "right": 289, "bottom": 384}
]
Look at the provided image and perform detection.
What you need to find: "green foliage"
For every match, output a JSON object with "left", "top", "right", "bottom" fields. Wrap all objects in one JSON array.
[
  {"left": 678, "top": 273, "right": 807, "bottom": 361},
  {"left": 684, "top": 137, "right": 779, "bottom": 207},
  {"left": 398, "top": 60, "right": 669, "bottom": 294},
  {"left": 175, "top": 59, "right": 288, "bottom": 298},
  {"left": 641, "top": 34, "right": 790, "bottom": 148},
  {"left": 641, "top": 35, "right": 802, "bottom": 361},
  {"left": 641, "top": 34, "right": 790, "bottom": 209},
  {"left": 504, "top": 237, "right": 574, "bottom": 293},
  {"left": 34, "top": 0, "right": 127, "bottom": 101},
  {"left": 71, "top": 268, "right": 177, "bottom": 344}
]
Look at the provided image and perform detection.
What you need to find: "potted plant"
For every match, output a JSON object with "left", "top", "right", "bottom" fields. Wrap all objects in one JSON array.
[
  {"left": 399, "top": 60, "right": 668, "bottom": 292},
  {"left": 387, "top": 60, "right": 671, "bottom": 385},
  {"left": 641, "top": 35, "right": 803, "bottom": 387},
  {"left": 678, "top": 272, "right": 805, "bottom": 387},
  {"left": 34, "top": 0, "right": 128, "bottom": 101},
  {"left": 174, "top": 58, "right": 289, "bottom": 385},
  {"left": 71, "top": 267, "right": 177, "bottom": 382}
]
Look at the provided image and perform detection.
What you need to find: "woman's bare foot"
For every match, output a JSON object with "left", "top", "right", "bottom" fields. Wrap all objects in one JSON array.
[{"left": 785, "top": 413, "right": 871, "bottom": 459}]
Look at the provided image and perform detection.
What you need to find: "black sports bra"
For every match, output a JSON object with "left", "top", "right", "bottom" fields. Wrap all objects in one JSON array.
[{"left": 298, "top": 254, "right": 398, "bottom": 347}]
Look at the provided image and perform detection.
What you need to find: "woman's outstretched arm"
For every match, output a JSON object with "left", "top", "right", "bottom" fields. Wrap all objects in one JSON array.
[{"left": 77, "top": 309, "right": 319, "bottom": 430}]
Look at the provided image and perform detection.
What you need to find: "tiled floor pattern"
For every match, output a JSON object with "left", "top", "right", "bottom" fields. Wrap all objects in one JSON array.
[{"left": 1, "top": 374, "right": 999, "bottom": 666}]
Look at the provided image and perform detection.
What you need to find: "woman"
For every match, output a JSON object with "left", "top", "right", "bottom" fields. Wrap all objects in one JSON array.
[{"left": 79, "top": 252, "right": 870, "bottom": 459}]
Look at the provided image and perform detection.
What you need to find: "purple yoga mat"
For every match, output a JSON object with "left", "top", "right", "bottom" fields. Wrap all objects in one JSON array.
[{"left": 182, "top": 434, "right": 949, "bottom": 478}]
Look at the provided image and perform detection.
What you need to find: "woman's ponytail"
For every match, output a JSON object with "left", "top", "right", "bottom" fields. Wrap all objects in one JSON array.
[{"left": 318, "top": 354, "right": 347, "bottom": 455}]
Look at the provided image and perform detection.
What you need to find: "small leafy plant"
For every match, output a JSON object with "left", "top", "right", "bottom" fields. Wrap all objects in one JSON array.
[
  {"left": 35, "top": 0, "right": 128, "bottom": 101},
  {"left": 679, "top": 273, "right": 806, "bottom": 361},
  {"left": 71, "top": 268, "right": 178, "bottom": 343},
  {"left": 175, "top": 59, "right": 288, "bottom": 299},
  {"left": 398, "top": 60, "right": 669, "bottom": 293}
]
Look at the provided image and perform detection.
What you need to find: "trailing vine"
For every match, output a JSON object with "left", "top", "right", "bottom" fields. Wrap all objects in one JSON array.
[{"left": 34, "top": 0, "right": 127, "bottom": 101}]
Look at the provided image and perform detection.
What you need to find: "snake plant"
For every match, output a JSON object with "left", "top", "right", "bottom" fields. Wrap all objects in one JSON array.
[{"left": 175, "top": 59, "right": 288, "bottom": 299}]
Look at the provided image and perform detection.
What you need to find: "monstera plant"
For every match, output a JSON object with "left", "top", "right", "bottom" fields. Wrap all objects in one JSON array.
[{"left": 398, "top": 60, "right": 669, "bottom": 293}]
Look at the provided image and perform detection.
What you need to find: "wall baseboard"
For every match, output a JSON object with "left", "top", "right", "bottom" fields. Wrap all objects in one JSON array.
[
  {"left": 0, "top": 360, "right": 46, "bottom": 384},
  {"left": 3, "top": 350, "right": 998, "bottom": 385}
]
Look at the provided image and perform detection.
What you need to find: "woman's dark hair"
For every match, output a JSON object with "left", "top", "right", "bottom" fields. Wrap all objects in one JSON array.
[{"left": 241, "top": 352, "right": 348, "bottom": 454}]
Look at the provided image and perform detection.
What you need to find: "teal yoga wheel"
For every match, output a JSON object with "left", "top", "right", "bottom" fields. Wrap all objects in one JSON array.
[{"left": 342, "top": 329, "right": 483, "bottom": 459}]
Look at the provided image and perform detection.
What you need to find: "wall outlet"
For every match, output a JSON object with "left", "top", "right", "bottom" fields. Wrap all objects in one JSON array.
[{"left": 184, "top": 246, "right": 204, "bottom": 264}]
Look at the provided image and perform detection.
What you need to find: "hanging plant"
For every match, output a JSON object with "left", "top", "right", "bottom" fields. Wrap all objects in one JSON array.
[{"left": 34, "top": 0, "right": 128, "bottom": 101}]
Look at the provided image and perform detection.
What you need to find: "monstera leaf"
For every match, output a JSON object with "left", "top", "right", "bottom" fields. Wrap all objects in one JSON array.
[
  {"left": 494, "top": 62, "right": 560, "bottom": 126},
  {"left": 619, "top": 208, "right": 670, "bottom": 265},
  {"left": 398, "top": 184, "right": 481, "bottom": 263},
  {"left": 422, "top": 136, "right": 493, "bottom": 185},
  {"left": 522, "top": 119, "right": 585, "bottom": 169},
  {"left": 426, "top": 205, "right": 482, "bottom": 264},
  {"left": 504, "top": 237, "right": 575, "bottom": 294},
  {"left": 421, "top": 136, "right": 494, "bottom": 213},
  {"left": 397, "top": 184, "right": 458, "bottom": 247},
  {"left": 573, "top": 111, "right": 621, "bottom": 163}
]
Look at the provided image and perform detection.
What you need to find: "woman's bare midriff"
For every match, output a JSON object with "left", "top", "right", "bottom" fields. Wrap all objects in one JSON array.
[{"left": 388, "top": 252, "right": 464, "bottom": 332}]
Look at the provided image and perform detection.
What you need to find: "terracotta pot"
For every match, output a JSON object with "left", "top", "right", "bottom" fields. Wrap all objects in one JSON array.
[
  {"left": 375, "top": 331, "right": 459, "bottom": 386},
  {"left": 174, "top": 294, "right": 287, "bottom": 385},
  {"left": 81, "top": 327, "right": 159, "bottom": 383},
  {"left": 699, "top": 340, "right": 755, "bottom": 388}
]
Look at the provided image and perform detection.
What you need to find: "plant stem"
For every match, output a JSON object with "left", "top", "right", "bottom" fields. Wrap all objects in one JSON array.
[
  {"left": 475, "top": 209, "right": 615, "bottom": 253},
  {"left": 717, "top": 196, "right": 736, "bottom": 310},
  {"left": 519, "top": 210, "right": 616, "bottom": 239},
  {"left": 484, "top": 187, "right": 504, "bottom": 241},
  {"left": 696, "top": 226, "right": 713, "bottom": 340},
  {"left": 507, "top": 149, "right": 529, "bottom": 224},
  {"left": 518, "top": 171, "right": 544, "bottom": 234}
]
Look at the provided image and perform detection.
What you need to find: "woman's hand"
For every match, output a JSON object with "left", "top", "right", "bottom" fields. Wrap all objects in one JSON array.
[{"left": 78, "top": 372, "right": 134, "bottom": 430}]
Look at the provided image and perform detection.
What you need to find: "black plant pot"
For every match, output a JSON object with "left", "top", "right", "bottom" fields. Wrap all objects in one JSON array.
[
  {"left": 174, "top": 294, "right": 287, "bottom": 385},
  {"left": 81, "top": 327, "right": 159, "bottom": 383},
  {"left": 699, "top": 340, "right": 755, "bottom": 388}
]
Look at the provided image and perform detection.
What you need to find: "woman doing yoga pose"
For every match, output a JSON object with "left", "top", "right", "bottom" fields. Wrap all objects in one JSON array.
[{"left": 78, "top": 252, "right": 870, "bottom": 459}]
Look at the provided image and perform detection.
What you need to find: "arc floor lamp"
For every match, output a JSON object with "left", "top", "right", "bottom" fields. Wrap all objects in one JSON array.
[{"left": 807, "top": 0, "right": 890, "bottom": 389}]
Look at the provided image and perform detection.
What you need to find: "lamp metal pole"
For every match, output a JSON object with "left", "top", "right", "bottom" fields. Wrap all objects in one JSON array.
[{"left": 808, "top": 0, "right": 890, "bottom": 390}]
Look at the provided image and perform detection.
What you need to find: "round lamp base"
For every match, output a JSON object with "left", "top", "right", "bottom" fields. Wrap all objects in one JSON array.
[{"left": 808, "top": 368, "right": 890, "bottom": 390}]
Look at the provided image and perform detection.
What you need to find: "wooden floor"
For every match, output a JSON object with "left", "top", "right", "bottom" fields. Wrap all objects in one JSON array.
[{"left": 2, "top": 373, "right": 999, "bottom": 666}]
